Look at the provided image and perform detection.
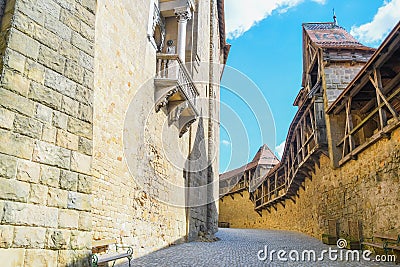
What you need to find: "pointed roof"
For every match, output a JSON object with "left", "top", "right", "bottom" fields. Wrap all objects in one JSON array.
[
  {"left": 302, "top": 22, "right": 374, "bottom": 51},
  {"left": 219, "top": 144, "right": 279, "bottom": 180},
  {"left": 247, "top": 144, "right": 279, "bottom": 169}
]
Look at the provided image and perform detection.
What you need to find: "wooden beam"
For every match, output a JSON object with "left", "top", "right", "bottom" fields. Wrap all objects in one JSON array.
[
  {"left": 347, "top": 97, "right": 355, "bottom": 152},
  {"left": 287, "top": 195, "right": 296, "bottom": 204},
  {"left": 370, "top": 69, "right": 399, "bottom": 121},
  {"left": 339, "top": 120, "right": 400, "bottom": 165},
  {"left": 360, "top": 69, "right": 400, "bottom": 114},
  {"left": 300, "top": 182, "right": 305, "bottom": 191},
  {"left": 375, "top": 69, "right": 388, "bottom": 129},
  {"left": 272, "top": 204, "right": 277, "bottom": 211},
  {"left": 338, "top": 86, "right": 400, "bottom": 146}
]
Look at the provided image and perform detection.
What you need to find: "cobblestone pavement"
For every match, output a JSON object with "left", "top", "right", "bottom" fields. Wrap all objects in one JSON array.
[{"left": 119, "top": 228, "right": 398, "bottom": 267}]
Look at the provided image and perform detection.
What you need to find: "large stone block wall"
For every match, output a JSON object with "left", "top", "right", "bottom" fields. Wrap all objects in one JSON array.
[
  {"left": 323, "top": 62, "right": 364, "bottom": 104},
  {"left": 0, "top": 0, "right": 95, "bottom": 266},
  {"left": 220, "top": 127, "right": 400, "bottom": 239},
  {"left": 93, "top": 0, "right": 187, "bottom": 257},
  {"left": 93, "top": 0, "right": 220, "bottom": 256},
  {"left": 0, "top": 0, "right": 222, "bottom": 264},
  {"left": 219, "top": 191, "right": 265, "bottom": 229}
]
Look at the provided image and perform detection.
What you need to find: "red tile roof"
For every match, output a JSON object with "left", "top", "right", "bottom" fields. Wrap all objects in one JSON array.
[{"left": 303, "top": 22, "right": 374, "bottom": 50}]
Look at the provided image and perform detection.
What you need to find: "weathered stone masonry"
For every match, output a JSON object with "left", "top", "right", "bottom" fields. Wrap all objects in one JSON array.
[
  {"left": 0, "top": 0, "right": 95, "bottom": 265},
  {"left": 1, "top": 0, "right": 228, "bottom": 266}
]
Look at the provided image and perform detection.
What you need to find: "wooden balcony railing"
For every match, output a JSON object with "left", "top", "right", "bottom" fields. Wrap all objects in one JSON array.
[
  {"left": 335, "top": 69, "right": 400, "bottom": 165},
  {"left": 254, "top": 98, "right": 326, "bottom": 210}
]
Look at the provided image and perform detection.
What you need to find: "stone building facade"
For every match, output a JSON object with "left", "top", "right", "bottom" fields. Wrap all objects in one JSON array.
[
  {"left": 0, "top": 0, "right": 228, "bottom": 266},
  {"left": 219, "top": 22, "right": 400, "bottom": 242}
]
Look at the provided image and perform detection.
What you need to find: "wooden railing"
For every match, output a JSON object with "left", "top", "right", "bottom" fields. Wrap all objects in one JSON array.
[
  {"left": 336, "top": 68, "right": 400, "bottom": 165},
  {"left": 219, "top": 172, "right": 249, "bottom": 197},
  {"left": 254, "top": 99, "right": 326, "bottom": 210}
]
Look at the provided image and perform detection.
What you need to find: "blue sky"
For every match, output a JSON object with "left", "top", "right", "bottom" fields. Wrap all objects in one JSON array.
[{"left": 219, "top": 0, "right": 400, "bottom": 173}]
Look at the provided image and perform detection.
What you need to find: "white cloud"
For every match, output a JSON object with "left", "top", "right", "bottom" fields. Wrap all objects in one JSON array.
[
  {"left": 275, "top": 141, "right": 285, "bottom": 159},
  {"left": 222, "top": 139, "right": 231, "bottom": 146},
  {"left": 351, "top": 0, "right": 400, "bottom": 46},
  {"left": 225, "top": 0, "right": 326, "bottom": 39}
]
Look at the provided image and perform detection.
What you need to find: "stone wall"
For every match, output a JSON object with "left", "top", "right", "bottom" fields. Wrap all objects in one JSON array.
[
  {"left": 219, "top": 191, "right": 265, "bottom": 229},
  {"left": 92, "top": 0, "right": 188, "bottom": 256},
  {"left": 1, "top": 0, "right": 223, "bottom": 264},
  {"left": 93, "top": 0, "right": 221, "bottom": 256},
  {"left": 323, "top": 62, "right": 364, "bottom": 104},
  {"left": 0, "top": 0, "right": 95, "bottom": 266},
  {"left": 219, "top": 127, "right": 400, "bottom": 239}
]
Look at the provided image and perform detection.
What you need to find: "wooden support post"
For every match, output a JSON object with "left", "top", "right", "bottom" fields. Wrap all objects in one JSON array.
[
  {"left": 372, "top": 69, "right": 387, "bottom": 129},
  {"left": 290, "top": 145, "right": 295, "bottom": 178},
  {"left": 272, "top": 204, "right": 277, "bottom": 211},
  {"left": 261, "top": 182, "right": 265, "bottom": 205},
  {"left": 296, "top": 129, "right": 302, "bottom": 163},
  {"left": 309, "top": 108, "right": 315, "bottom": 131},
  {"left": 342, "top": 97, "right": 355, "bottom": 158},
  {"left": 300, "top": 118, "right": 306, "bottom": 161},
  {"left": 370, "top": 69, "right": 399, "bottom": 123}
]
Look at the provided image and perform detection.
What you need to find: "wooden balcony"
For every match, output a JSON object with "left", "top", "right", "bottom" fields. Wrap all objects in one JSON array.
[
  {"left": 327, "top": 23, "right": 400, "bottom": 166},
  {"left": 254, "top": 98, "right": 327, "bottom": 211},
  {"left": 154, "top": 53, "right": 199, "bottom": 137}
]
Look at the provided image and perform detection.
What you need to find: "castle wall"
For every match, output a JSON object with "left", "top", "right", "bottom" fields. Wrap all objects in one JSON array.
[
  {"left": 93, "top": 0, "right": 221, "bottom": 255},
  {"left": 219, "top": 191, "right": 264, "bottom": 229},
  {"left": 219, "top": 127, "right": 400, "bottom": 239},
  {"left": 0, "top": 0, "right": 95, "bottom": 265},
  {"left": 92, "top": 0, "right": 188, "bottom": 256},
  {"left": 0, "top": 0, "right": 222, "bottom": 265}
]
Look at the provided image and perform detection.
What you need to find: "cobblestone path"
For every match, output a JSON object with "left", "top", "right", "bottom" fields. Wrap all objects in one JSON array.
[{"left": 119, "top": 228, "right": 398, "bottom": 267}]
